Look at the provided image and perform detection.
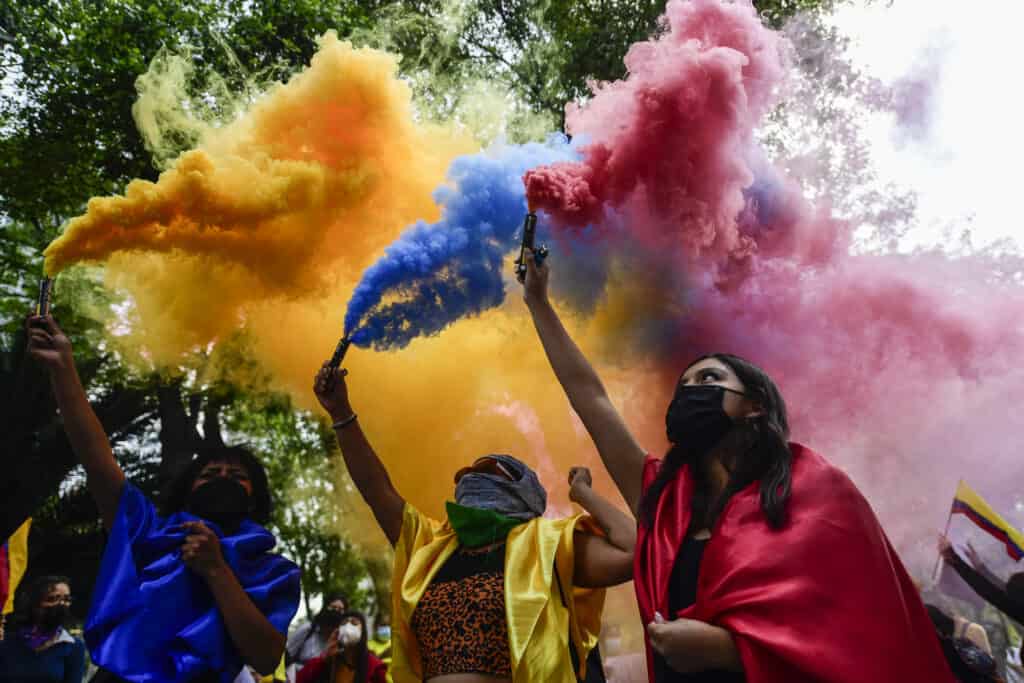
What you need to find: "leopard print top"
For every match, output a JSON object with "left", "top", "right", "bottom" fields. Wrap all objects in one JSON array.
[{"left": 410, "top": 543, "right": 511, "bottom": 678}]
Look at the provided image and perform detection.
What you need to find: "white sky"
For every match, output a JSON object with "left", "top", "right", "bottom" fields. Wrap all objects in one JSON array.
[{"left": 832, "top": 0, "right": 1024, "bottom": 251}]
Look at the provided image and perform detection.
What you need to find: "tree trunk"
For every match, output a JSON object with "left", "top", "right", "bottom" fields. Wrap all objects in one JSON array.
[
  {"left": 202, "top": 394, "right": 227, "bottom": 448},
  {"left": 156, "top": 378, "right": 201, "bottom": 485}
]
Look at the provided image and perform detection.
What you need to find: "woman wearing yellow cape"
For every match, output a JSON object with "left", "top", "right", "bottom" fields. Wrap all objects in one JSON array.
[{"left": 313, "top": 364, "right": 637, "bottom": 683}]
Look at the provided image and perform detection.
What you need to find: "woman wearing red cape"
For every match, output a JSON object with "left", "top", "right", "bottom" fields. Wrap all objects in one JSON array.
[{"left": 521, "top": 251, "right": 954, "bottom": 683}]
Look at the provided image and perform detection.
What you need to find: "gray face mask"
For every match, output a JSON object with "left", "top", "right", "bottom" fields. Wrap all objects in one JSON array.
[{"left": 454, "top": 454, "right": 547, "bottom": 520}]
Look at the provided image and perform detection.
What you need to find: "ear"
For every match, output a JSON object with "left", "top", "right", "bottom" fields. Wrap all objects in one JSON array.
[{"left": 743, "top": 398, "right": 764, "bottom": 420}]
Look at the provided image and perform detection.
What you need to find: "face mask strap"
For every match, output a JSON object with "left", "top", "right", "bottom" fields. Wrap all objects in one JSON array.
[{"left": 678, "top": 383, "right": 748, "bottom": 400}]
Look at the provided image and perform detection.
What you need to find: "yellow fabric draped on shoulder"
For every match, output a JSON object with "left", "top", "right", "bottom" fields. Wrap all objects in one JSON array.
[{"left": 390, "top": 504, "right": 606, "bottom": 683}]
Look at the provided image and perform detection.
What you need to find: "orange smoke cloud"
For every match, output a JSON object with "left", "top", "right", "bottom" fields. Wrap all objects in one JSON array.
[{"left": 41, "top": 32, "right": 652, "bottom": 531}]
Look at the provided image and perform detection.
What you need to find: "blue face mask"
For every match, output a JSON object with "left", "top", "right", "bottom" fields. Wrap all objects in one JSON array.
[
  {"left": 375, "top": 626, "right": 391, "bottom": 641},
  {"left": 453, "top": 455, "right": 547, "bottom": 520}
]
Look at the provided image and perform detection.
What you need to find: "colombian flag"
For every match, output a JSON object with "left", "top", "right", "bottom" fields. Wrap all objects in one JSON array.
[
  {"left": 952, "top": 481, "right": 1024, "bottom": 561},
  {"left": 0, "top": 519, "right": 31, "bottom": 614}
]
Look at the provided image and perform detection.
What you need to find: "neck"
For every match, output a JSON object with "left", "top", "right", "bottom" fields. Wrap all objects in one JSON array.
[
  {"left": 698, "top": 451, "right": 730, "bottom": 498},
  {"left": 702, "top": 422, "right": 758, "bottom": 492}
]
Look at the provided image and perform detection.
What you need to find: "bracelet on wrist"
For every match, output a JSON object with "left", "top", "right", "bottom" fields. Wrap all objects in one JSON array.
[{"left": 332, "top": 413, "right": 358, "bottom": 430}]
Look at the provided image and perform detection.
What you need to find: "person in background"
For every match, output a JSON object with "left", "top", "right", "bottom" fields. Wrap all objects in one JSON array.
[
  {"left": 365, "top": 613, "right": 391, "bottom": 682},
  {"left": 941, "top": 537, "right": 1024, "bottom": 624},
  {"left": 0, "top": 575, "right": 85, "bottom": 682},
  {"left": 27, "top": 315, "right": 301, "bottom": 682},
  {"left": 953, "top": 615, "right": 993, "bottom": 657},
  {"left": 927, "top": 605, "right": 1003, "bottom": 683},
  {"left": 287, "top": 594, "right": 349, "bottom": 676},
  {"left": 296, "top": 612, "right": 387, "bottom": 683}
]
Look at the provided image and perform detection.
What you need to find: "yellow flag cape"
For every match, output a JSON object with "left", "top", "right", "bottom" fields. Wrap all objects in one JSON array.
[{"left": 391, "top": 504, "right": 605, "bottom": 683}]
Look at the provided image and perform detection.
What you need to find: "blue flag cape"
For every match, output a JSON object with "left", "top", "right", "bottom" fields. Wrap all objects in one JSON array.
[{"left": 85, "top": 483, "right": 300, "bottom": 682}]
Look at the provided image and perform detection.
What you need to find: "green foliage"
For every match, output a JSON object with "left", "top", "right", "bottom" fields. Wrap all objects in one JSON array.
[{"left": 364, "top": 0, "right": 838, "bottom": 132}]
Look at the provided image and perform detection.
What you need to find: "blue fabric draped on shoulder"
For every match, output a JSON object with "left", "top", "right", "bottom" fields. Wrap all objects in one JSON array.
[{"left": 84, "top": 483, "right": 301, "bottom": 683}]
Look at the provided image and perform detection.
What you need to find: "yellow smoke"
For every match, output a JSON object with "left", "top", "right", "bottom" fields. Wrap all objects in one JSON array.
[
  {"left": 45, "top": 32, "right": 475, "bottom": 361},
  {"left": 43, "top": 31, "right": 668, "bottom": 532}
]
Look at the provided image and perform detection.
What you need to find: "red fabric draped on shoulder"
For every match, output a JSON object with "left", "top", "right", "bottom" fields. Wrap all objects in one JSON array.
[{"left": 633, "top": 443, "right": 954, "bottom": 683}]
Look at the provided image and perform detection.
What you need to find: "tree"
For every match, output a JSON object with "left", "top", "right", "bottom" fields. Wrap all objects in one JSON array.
[{"left": 366, "top": 0, "right": 840, "bottom": 132}]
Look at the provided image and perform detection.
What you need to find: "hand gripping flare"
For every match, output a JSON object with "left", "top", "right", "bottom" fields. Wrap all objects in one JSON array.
[{"left": 514, "top": 213, "right": 549, "bottom": 283}]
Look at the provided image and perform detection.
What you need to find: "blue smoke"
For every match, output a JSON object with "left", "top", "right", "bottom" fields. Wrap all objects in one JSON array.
[{"left": 345, "top": 138, "right": 577, "bottom": 349}]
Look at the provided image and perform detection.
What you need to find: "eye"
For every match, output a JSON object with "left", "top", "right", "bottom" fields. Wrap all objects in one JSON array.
[{"left": 699, "top": 369, "right": 721, "bottom": 383}]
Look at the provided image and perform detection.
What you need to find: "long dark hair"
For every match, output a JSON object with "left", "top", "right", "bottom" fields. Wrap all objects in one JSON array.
[
  {"left": 9, "top": 575, "right": 71, "bottom": 631},
  {"left": 159, "top": 445, "right": 272, "bottom": 524},
  {"left": 321, "top": 611, "right": 370, "bottom": 683},
  {"left": 639, "top": 353, "right": 793, "bottom": 531}
]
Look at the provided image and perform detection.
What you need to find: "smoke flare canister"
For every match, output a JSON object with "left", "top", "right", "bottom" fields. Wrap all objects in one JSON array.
[
  {"left": 515, "top": 213, "right": 548, "bottom": 282},
  {"left": 37, "top": 277, "right": 52, "bottom": 317},
  {"left": 327, "top": 337, "right": 352, "bottom": 370}
]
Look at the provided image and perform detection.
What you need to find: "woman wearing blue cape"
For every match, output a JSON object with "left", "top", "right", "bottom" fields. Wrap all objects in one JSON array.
[{"left": 27, "top": 315, "right": 301, "bottom": 683}]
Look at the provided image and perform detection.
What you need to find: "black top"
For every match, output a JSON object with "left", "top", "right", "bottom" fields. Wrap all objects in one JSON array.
[
  {"left": 432, "top": 542, "right": 506, "bottom": 581},
  {"left": 654, "top": 537, "right": 745, "bottom": 683}
]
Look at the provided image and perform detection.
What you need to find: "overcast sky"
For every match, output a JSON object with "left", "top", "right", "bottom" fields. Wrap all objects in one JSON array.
[{"left": 832, "top": 0, "right": 1024, "bottom": 252}]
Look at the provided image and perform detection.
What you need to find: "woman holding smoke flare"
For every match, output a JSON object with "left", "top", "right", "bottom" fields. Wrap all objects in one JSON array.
[
  {"left": 26, "top": 315, "right": 300, "bottom": 683},
  {"left": 518, "top": 249, "right": 955, "bottom": 683},
  {"left": 313, "top": 364, "right": 637, "bottom": 683},
  {"left": 295, "top": 611, "right": 387, "bottom": 683}
]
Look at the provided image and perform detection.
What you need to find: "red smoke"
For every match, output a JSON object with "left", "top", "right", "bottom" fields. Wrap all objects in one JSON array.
[
  {"left": 525, "top": 0, "right": 790, "bottom": 261},
  {"left": 524, "top": 0, "right": 1024, "bottom": 574}
]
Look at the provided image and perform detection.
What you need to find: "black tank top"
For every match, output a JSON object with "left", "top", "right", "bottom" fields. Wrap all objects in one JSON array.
[{"left": 653, "top": 537, "right": 745, "bottom": 683}]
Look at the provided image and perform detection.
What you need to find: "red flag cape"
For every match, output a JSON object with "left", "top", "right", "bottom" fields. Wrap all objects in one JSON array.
[{"left": 634, "top": 443, "right": 954, "bottom": 682}]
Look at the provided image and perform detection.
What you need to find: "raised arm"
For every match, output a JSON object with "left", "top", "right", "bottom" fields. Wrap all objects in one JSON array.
[
  {"left": 941, "top": 537, "right": 1024, "bottom": 623},
  {"left": 569, "top": 467, "right": 636, "bottom": 555},
  {"left": 26, "top": 316, "right": 125, "bottom": 530},
  {"left": 965, "top": 541, "right": 1005, "bottom": 588},
  {"left": 569, "top": 466, "right": 636, "bottom": 588},
  {"left": 314, "top": 364, "right": 405, "bottom": 545},
  {"left": 522, "top": 252, "right": 647, "bottom": 513}
]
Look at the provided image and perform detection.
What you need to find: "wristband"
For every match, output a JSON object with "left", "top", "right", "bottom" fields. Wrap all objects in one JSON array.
[{"left": 332, "top": 413, "right": 358, "bottom": 430}]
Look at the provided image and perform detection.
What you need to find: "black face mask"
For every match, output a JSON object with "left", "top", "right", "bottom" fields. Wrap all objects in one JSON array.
[
  {"left": 185, "top": 477, "right": 250, "bottom": 532},
  {"left": 316, "top": 608, "right": 344, "bottom": 631},
  {"left": 38, "top": 605, "right": 69, "bottom": 631},
  {"left": 665, "top": 384, "right": 747, "bottom": 454}
]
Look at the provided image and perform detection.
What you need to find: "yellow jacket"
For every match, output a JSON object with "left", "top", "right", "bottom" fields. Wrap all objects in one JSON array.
[{"left": 391, "top": 504, "right": 605, "bottom": 683}]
